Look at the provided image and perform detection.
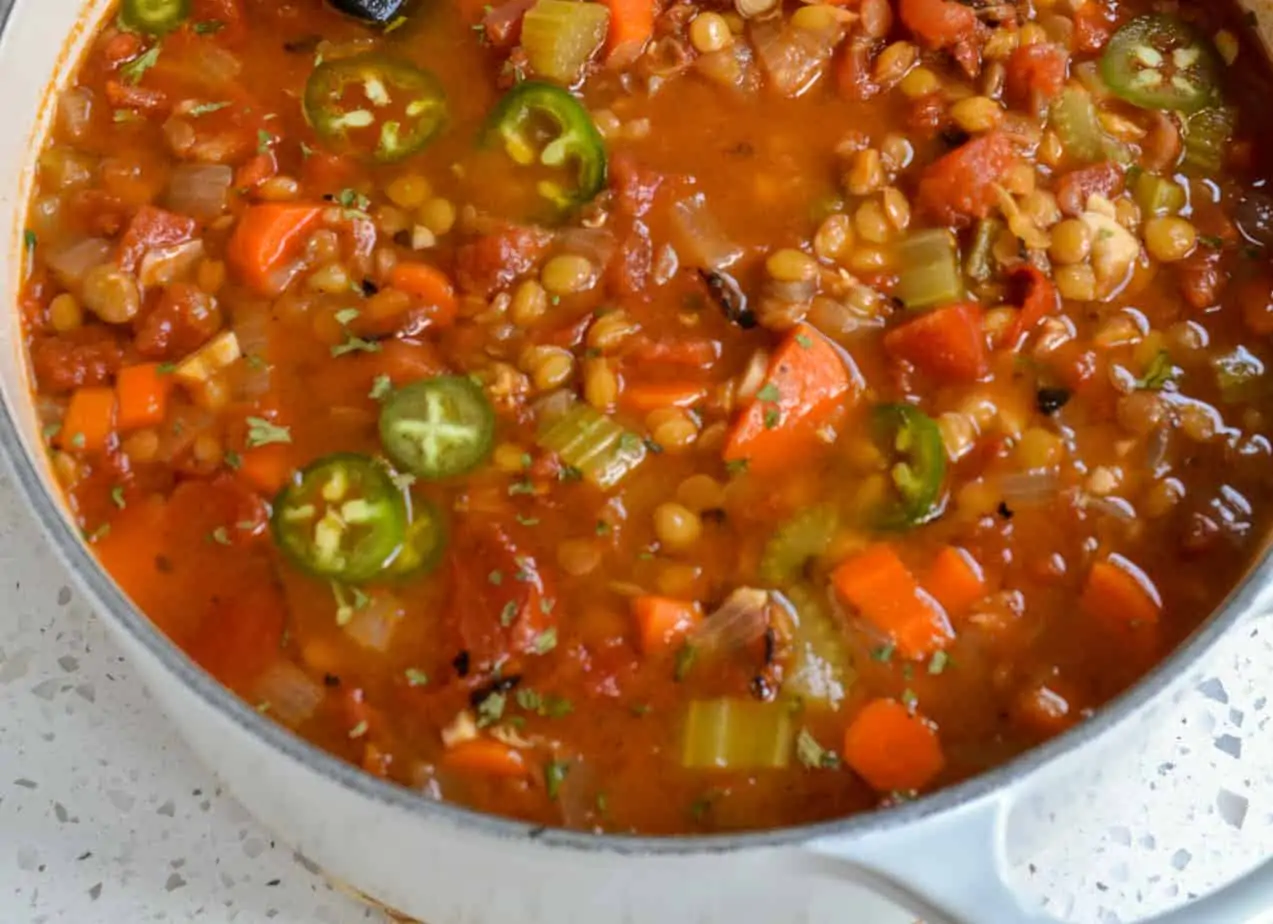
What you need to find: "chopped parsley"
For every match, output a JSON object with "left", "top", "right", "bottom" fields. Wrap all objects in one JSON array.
[
  {"left": 795, "top": 728, "right": 840, "bottom": 770},
  {"left": 595, "top": 520, "right": 612, "bottom": 536},
  {"left": 1137, "top": 350, "right": 1178, "bottom": 391},
  {"left": 120, "top": 44, "right": 160, "bottom": 85},
  {"left": 369, "top": 374, "right": 393, "bottom": 401},
  {"left": 336, "top": 187, "right": 371, "bottom": 214},
  {"left": 928, "top": 651, "right": 950, "bottom": 675},
  {"left": 558, "top": 464, "right": 584, "bottom": 482},
  {"left": 404, "top": 668, "right": 429, "bottom": 687},
  {"left": 245, "top": 417, "right": 291, "bottom": 447},
  {"left": 900, "top": 688, "right": 919, "bottom": 710},
  {"left": 544, "top": 759, "right": 570, "bottom": 799},
  {"left": 193, "top": 19, "right": 226, "bottom": 34},
  {"left": 23, "top": 229, "right": 36, "bottom": 252},
  {"left": 725, "top": 458, "right": 749, "bottom": 476},
  {"left": 795, "top": 333, "right": 813, "bottom": 349},
  {"left": 256, "top": 129, "right": 274, "bottom": 153},
  {"left": 508, "top": 477, "right": 536, "bottom": 496},
  {"left": 756, "top": 383, "right": 781, "bottom": 402},
  {"left": 223, "top": 449, "right": 242, "bottom": 470},
  {"left": 500, "top": 600, "right": 518, "bottom": 627},
  {"left": 515, "top": 513, "right": 540, "bottom": 526},
  {"left": 488, "top": 569, "right": 504, "bottom": 586},
  {"left": 188, "top": 101, "right": 231, "bottom": 117},
  {"left": 334, "top": 307, "right": 361, "bottom": 326},
  {"left": 209, "top": 526, "right": 230, "bottom": 546},
  {"left": 763, "top": 408, "right": 781, "bottom": 429},
  {"left": 475, "top": 691, "right": 506, "bottom": 727},
  {"left": 531, "top": 628, "right": 558, "bottom": 654},
  {"left": 331, "top": 333, "right": 381, "bottom": 357},
  {"left": 870, "top": 643, "right": 895, "bottom": 663},
  {"left": 348, "top": 720, "right": 369, "bottom": 739},
  {"left": 673, "top": 643, "right": 697, "bottom": 682},
  {"left": 110, "top": 486, "right": 126, "bottom": 509}
]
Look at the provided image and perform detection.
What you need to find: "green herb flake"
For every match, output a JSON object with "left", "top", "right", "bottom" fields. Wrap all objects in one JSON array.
[
  {"left": 1198, "top": 234, "right": 1225, "bottom": 249},
  {"left": 544, "top": 759, "right": 570, "bottom": 799},
  {"left": 404, "top": 668, "right": 429, "bottom": 687},
  {"left": 245, "top": 417, "right": 291, "bottom": 447},
  {"left": 795, "top": 728, "right": 841, "bottom": 770},
  {"left": 763, "top": 408, "right": 781, "bottom": 429},
  {"left": 673, "top": 643, "right": 697, "bottom": 682},
  {"left": 334, "top": 307, "right": 361, "bottom": 326},
  {"left": 223, "top": 449, "right": 242, "bottom": 470},
  {"left": 900, "top": 688, "right": 919, "bottom": 710},
  {"left": 369, "top": 374, "right": 393, "bottom": 401},
  {"left": 85, "top": 523, "right": 111, "bottom": 543},
  {"left": 41, "top": 422, "right": 61, "bottom": 443},
  {"left": 156, "top": 362, "right": 178, "bottom": 374},
  {"left": 795, "top": 333, "right": 813, "bottom": 349},
  {"left": 756, "top": 383, "right": 781, "bottom": 402},
  {"left": 725, "top": 458, "right": 749, "bottom": 477},
  {"left": 476, "top": 691, "right": 506, "bottom": 727},
  {"left": 348, "top": 719, "right": 369, "bottom": 739},
  {"left": 193, "top": 19, "right": 226, "bottom": 34},
  {"left": 257, "top": 129, "right": 274, "bottom": 153},
  {"left": 508, "top": 477, "right": 537, "bottom": 496},
  {"left": 120, "top": 44, "right": 161, "bottom": 85},
  {"left": 595, "top": 520, "right": 612, "bottom": 536},
  {"left": 515, "top": 688, "right": 542, "bottom": 711},
  {"left": 23, "top": 229, "right": 36, "bottom": 252},
  {"left": 558, "top": 464, "right": 584, "bottom": 482},
  {"left": 1137, "top": 350, "right": 1178, "bottom": 391},
  {"left": 539, "top": 597, "right": 555, "bottom": 616},
  {"left": 928, "top": 651, "right": 950, "bottom": 675},
  {"left": 209, "top": 526, "right": 230, "bottom": 546},
  {"left": 331, "top": 333, "right": 381, "bottom": 357},
  {"left": 500, "top": 600, "right": 518, "bottom": 627},
  {"left": 595, "top": 792, "right": 609, "bottom": 814},
  {"left": 69, "top": 432, "right": 86, "bottom": 449},
  {"left": 488, "top": 569, "right": 504, "bottom": 586},
  {"left": 515, "top": 513, "right": 540, "bottom": 526},
  {"left": 870, "top": 643, "right": 895, "bottom": 663},
  {"left": 689, "top": 795, "right": 713, "bottom": 821},
  {"left": 532, "top": 628, "right": 558, "bottom": 654},
  {"left": 110, "top": 486, "right": 126, "bottom": 509},
  {"left": 189, "top": 101, "right": 231, "bottom": 117},
  {"left": 336, "top": 187, "right": 371, "bottom": 213}
]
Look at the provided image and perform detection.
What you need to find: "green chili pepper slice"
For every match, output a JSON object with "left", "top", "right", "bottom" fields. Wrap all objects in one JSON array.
[
  {"left": 379, "top": 376, "right": 496, "bottom": 480},
  {"left": 480, "top": 81, "right": 607, "bottom": 209},
  {"left": 1100, "top": 15, "right": 1219, "bottom": 114},
  {"left": 304, "top": 53, "right": 448, "bottom": 164},
  {"left": 872, "top": 404, "right": 946, "bottom": 530},
  {"left": 119, "top": 0, "right": 191, "bottom": 35},
  {"left": 386, "top": 497, "right": 448, "bottom": 578},
  {"left": 272, "top": 453, "right": 407, "bottom": 582}
]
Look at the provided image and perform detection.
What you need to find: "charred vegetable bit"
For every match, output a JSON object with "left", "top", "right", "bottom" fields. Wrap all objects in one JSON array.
[
  {"left": 327, "top": 0, "right": 411, "bottom": 25},
  {"left": 304, "top": 53, "right": 448, "bottom": 163},
  {"left": 272, "top": 453, "right": 407, "bottom": 582},
  {"left": 1101, "top": 15, "right": 1219, "bottom": 113},
  {"left": 700, "top": 269, "right": 755, "bottom": 329},
  {"left": 481, "top": 81, "right": 607, "bottom": 210},
  {"left": 872, "top": 404, "right": 946, "bottom": 529}
]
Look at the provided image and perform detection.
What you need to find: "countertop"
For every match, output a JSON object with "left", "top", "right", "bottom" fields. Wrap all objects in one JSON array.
[{"left": 3, "top": 462, "right": 1273, "bottom": 924}]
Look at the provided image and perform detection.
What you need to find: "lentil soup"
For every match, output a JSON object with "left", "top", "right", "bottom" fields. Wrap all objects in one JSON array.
[{"left": 19, "top": 0, "right": 1273, "bottom": 834}]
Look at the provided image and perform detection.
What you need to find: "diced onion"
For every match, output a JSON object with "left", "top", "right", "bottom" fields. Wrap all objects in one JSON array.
[
  {"left": 750, "top": 20, "right": 838, "bottom": 97},
  {"left": 556, "top": 227, "right": 616, "bottom": 267},
  {"left": 997, "top": 470, "right": 1061, "bottom": 506},
  {"left": 56, "top": 87, "right": 96, "bottom": 143},
  {"left": 46, "top": 238, "right": 112, "bottom": 289},
  {"left": 254, "top": 661, "right": 325, "bottom": 726},
  {"left": 166, "top": 164, "right": 233, "bottom": 219},
  {"left": 693, "top": 587, "right": 770, "bottom": 654},
  {"left": 138, "top": 240, "right": 205, "bottom": 289},
  {"left": 343, "top": 591, "right": 405, "bottom": 653},
  {"left": 670, "top": 195, "right": 743, "bottom": 271}
]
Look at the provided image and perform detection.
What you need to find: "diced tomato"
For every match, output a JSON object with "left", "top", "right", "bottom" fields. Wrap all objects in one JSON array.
[
  {"left": 884, "top": 302, "right": 989, "bottom": 383},
  {"left": 1006, "top": 44, "right": 1069, "bottom": 109},
  {"left": 1055, "top": 162, "right": 1124, "bottom": 217},
  {"left": 454, "top": 225, "right": 553, "bottom": 297},
  {"left": 1004, "top": 265, "right": 1060, "bottom": 346},
  {"left": 117, "top": 206, "right": 197, "bottom": 273},
  {"left": 916, "top": 133, "right": 1015, "bottom": 226},
  {"left": 1072, "top": 1, "right": 1115, "bottom": 53},
  {"left": 105, "top": 80, "right": 170, "bottom": 116},
  {"left": 899, "top": 0, "right": 978, "bottom": 49}
]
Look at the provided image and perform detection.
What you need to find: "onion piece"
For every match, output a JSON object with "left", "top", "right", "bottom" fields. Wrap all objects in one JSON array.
[
  {"left": 695, "top": 42, "right": 758, "bottom": 93},
  {"left": 254, "top": 661, "right": 325, "bottom": 726},
  {"left": 556, "top": 227, "right": 616, "bottom": 267},
  {"left": 670, "top": 195, "right": 744, "bottom": 271},
  {"left": 56, "top": 87, "right": 96, "bottom": 143},
  {"left": 693, "top": 587, "right": 771, "bottom": 655},
  {"left": 750, "top": 20, "right": 839, "bottom": 97},
  {"left": 46, "top": 238, "right": 112, "bottom": 289},
  {"left": 138, "top": 239, "right": 205, "bottom": 289},
  {"left": 343, "top": 591, "right": 405, "bottom": 653},
  {"left": 166, "top": 164, "right": 233, "bottom": 219},
  {"left": 1080, "top": 493, "right": 1136, "bottom": 521},
  {"left": 997, "top": 470, "right": 1061, "bottom": 506}
]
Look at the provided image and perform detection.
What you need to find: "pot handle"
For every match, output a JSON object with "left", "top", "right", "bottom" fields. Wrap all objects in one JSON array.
[{"left": 800, "top": 796, "right": 1273, "bottom": 923}]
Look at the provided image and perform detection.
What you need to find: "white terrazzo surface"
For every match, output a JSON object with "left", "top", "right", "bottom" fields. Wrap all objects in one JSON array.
[{"left": 3, "top": 460, "right": 1273, "bottom": 923}]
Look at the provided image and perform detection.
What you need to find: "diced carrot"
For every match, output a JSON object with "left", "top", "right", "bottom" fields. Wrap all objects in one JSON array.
[
  {"left": 899, "top": 0, "right": 977, "bottom": 49},
  {"left": 389, "top": 262, "right": 459, "bottom": 327},
  {"left": 1006, "top": 44, "right": 1069, "bottom": 109},
  {"left": 237, "top": 444, "right": 295, "bottom": 496},
  {"left": 1080, "top": 556, "right": 1163, "bottom": 629},
  {"left": 843, "top": 699, "right": 945, "bottom": 793},
  {"left": 1005, "top": 265, "right": 1060, "bottom": 346},
  {"left": 916, "top": 132, "right": 1015, "bottom": 226},
  {"left": 619, "top": 381, "right": 708, "bottom": 415},
  {"left": 60, "top": 387, "right": 117, "bottom": 453},
  {"left": 444, "top": 738, "right": 529, "bottom": 777},
  {"left": 1012, "top": 683, "right": 1077, "bottom": 738},
  {"left": 115, "top": 363, "right": 172, "bottom": 431},
  {"left": 883, "top": 302, "right": 989, "bottom": 384},
  {"left": 831, "top": 544, "right": 953, "bottom": 659},
  {"left": 601, "top": 0, "right": 656, "bottom": 67},
  {"left": 226, "top": 204, "right": 325, "bottom": 295},
  {"left": 375, "top": 338, "right": 447, "bottom": 385},
  {"left": 723, "top": 324, "right": 855, "bottom": 476},
  {"left": 631, "top": 595, "right": 701, "bottom": 654},
  {"left": 925, "top": 546, "right": 986, "bottom": 619},
  {"left": 626, "top": 336, "right": 720, "bottom": 367}
]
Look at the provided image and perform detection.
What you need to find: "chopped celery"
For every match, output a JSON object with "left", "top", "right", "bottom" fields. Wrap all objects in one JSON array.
[
  {"left": 781, "top": 584, "right": 852, "bottom": 709},
  {"left": 1214, "top": 346, "right": 1265, "bottom": 404},
  {"left": 681, "top": 699, "right": 794, "bottom": 769},
  {"left": 1049, "top": 87, "right": 1107, "bottom": 163},
  {"left": 1182, "top": 107, "right": 1236, "bottom": 174},
  {"left": 1133, "top": 172, "right": 1186, "bottom": 217},
  {"left": 896, "top": 229, "right": 963, "bottom": 310},
  {"left": 758, "top": 505, "right": 838, "bottom": 587},
  {"left": 965, "top": 218, "right": 1003, "bottom": 284},
  {"left": 520, "top": 0, "right": 610, "bottom": 85},
  {"left": 537, "top": 403, "right": 645, "bottom": 489}
]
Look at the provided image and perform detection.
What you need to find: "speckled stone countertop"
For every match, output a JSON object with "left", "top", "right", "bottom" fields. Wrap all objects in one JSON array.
[
  {"left": 4, "top": 457, "right": 1273, "bottom": 924},
  {"left": 0, "top": 471, "right": 374, "bottom": 923}
]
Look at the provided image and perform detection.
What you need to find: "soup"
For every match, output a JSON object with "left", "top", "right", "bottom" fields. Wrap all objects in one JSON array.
[{"left": 18, "top": 0, "right": 1273, "bottom": 834}]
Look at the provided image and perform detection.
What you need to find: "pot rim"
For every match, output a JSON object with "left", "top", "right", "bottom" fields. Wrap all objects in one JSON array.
[{"left": 3, "top": 0, "right": 1271, "bottom": 859}]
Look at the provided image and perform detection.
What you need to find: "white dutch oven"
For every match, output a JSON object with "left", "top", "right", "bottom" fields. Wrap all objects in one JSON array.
[{"left": 3, "top": 2, "right": 1273, "bottom": 921}]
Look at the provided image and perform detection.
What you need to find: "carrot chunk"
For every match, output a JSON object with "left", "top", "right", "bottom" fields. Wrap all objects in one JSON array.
[
  {"left": 60, "top": 386, "right": 117, "bottom": 452},
  {"left": 831, "top": 544, "right": 953, "bottom": 659},
  {"left": 1080, "top": 556, "right": 1163, "bottom": 628},
  {"left": 883, "top": 302, "right": 989, "bottom": 383},
  {"left": 444, "top": 739, "right": 529, "bottom": 778},
  {"left": 602, "top": 0, "right": 655, "bottom": 67},
  {"left": 237, "top": 444, "right": 294, "bottom": 496},
  {"left": 619, "top": 381, "right": 708, "bottom": 415},
  {"left": 631, "top": 595, "right": 701, "bottom": 654},
  {"left": 924, "top": 546, "right": 986, "bottom": 619},
  {"left": 389, "top": 262, "right": 459, "bottom": 327},
  {"left": 723, "top": 324, "right": 855, "bottom": 476},
  {"left": 843, "top": 699, "right": 945, "bottom": 793},
  {"left": 226, "top": 204, "right": 324, "bottom": 295},
  {"left": 115, "top": 363, "right": 172, "bottom": 431}
]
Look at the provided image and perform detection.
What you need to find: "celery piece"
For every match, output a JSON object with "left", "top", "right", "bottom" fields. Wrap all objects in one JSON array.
[
  {"left": 537, "top": 403, "right": 645, "bottom": 489},
  {"left": 781, "top": 585, "right": 852, "bottom": 709},
  {"left": 896, "top": 229, "right": 963, "bottom": 310},
  {"left": 758, "top": 505, "right": 838, "bottom": 587},
  {"left": 965, "top": 218, "right": 1003, "bottom": 284},
  {"left": 681, "top": 699, "right": 794, "bottom": 769},
  {"left": 1214, "top": 346, "right": 1265, "bottom": 404},
  {"left": 1050, "top": 87, "right": 1107, "bottom": 164},
  {"left": 1182, "top": 106, "right": 1236, "bottom": 174},
  {"left": 1133, "top": 172, "right": 1186, "bottom": 217},
  {"left": 520, "top": 0, "right": 610, "bottom": 86}
]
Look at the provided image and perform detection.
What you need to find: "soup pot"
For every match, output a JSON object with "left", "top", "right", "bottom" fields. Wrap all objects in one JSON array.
[{"left": 3, "top": 1, "right": 1273, "bottom": 921}]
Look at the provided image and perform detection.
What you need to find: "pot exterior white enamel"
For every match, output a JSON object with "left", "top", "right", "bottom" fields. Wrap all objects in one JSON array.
[{"left": 3, "top": 2, "right": 1273, "bottom": 922}]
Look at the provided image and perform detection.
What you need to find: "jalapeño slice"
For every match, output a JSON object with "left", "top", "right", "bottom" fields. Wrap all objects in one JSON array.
[
  {"left": 272, "top": 453, "right": 407, "bottom": 582},
  {"left": 120, "top": 0, "right": 191, "bottom": 35},
  {"left": 304, "top": 53, "right": 448, "bottom": 163},
  {"left": 386, "top": 497, "right": 448, "bottom": 578},
  {"left": 379, "top": 376, "right": 496, "bottom": 480},
  {"left": 872, "top": 404, "right": 946, "bottom": 530},
  {"left": 480, "top": 81, "right": 607, "bottom": 210},
  {"left": 1100, "top": 15, "right": 1219, "bottom": 114}
]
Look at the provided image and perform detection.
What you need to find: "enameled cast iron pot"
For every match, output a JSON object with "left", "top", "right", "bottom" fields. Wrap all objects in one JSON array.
[{"left": 3, "top": 2, "right": 1273, "bottom": 921}]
